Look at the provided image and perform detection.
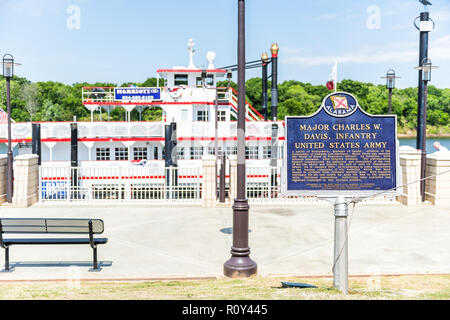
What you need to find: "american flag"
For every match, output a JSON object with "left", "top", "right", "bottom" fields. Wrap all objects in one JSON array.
[
  {"left": 131, "top": 159, "right": 147, "bottom": 167},
  {"left": 0, "top": 108, "right": 8, "bottom": 124}
]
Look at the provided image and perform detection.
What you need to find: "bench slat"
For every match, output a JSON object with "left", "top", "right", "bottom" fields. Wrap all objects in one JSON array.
[
  {"left": 2, "top": 238, "right": 108, "bottom": 245},
  {"left": 0, "top": 219, "right": 104, "bottom": 234}
]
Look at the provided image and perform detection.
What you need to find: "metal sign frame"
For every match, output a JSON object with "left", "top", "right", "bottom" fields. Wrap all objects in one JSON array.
[{"left": 281, "top": 91, "right": 401, "bottom": 198}]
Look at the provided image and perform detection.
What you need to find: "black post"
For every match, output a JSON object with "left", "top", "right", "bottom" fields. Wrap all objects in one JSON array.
[
  {"left": 421, "top": 82, "right": 428, "bottom": 202},
  {"left": 70, "top": 123, "right": 78, "bottom": 198},
  {"left": 32, "top": 124, "right": 37, "bottom": 154},
  {"left": 416, "top": 11, "right": 429, "bottom": 150},
  {"left": 165, "top": 124, "right": 172, "bottom": 199},
  {"left": 271, "top": 44, "right": 278, "bottom": 122},
  {"left": 6, "top": 77, "right": 13, "bottom": 203},
  {"left": 171, "top": 122, "right": 178, "bottom": 198},
  {"left": 224, "top": 0, "right": 257, "bottom": 278},
  {"left": 220, "top": 153, "right": 226, "bottom": 203},
  {"left": 388, "top": 88, "right": 393, "bottom": 114},
  {"left": 164, "top": 124, "right": 172, "bottom": 167},
  {"left": 171, "top": 122, "right": 177, "bottom": 167},
  {"left": 270, "top": 44, "right": 279, "bottom": 190},
  {"left": 32, "top": 123, "right": 42, "bottom": 165},
  {"left": 71, "top": 123, "right": 78, "bottom": 167},
  {"left": 261, "top": 54, "right": 268, "bottom": 121}
]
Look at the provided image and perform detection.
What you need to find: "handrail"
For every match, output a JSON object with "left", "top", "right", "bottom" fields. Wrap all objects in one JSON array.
[
  {"left": 230, "top": 95, "right": 259, "bottom": 121},
  {"left": 81, "top": 86, "right": 264, "bottom": 121},
  {"left": 229, "top": 87, "right": 264, "bottom": 120}
]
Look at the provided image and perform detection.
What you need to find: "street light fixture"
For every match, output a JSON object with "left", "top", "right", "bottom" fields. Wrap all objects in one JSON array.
[
  {"left": 414, "top": 58, "right": 438, "bottom": 202},
  {"left": 2, "top": 54, "right": 21, "bottom": 203},
  {"left": 380, "top": 69, "right": 400, "bottom": 114},
  {"left": 416, "top": 58, "right": 437, "bottom": 81}
]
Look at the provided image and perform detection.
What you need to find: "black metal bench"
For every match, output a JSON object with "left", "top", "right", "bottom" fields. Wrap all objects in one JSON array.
[{"left": 0, "top": 218, "right": 108, "bottom": 272}]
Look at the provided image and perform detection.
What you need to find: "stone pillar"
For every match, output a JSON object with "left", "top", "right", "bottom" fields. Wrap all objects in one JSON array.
[
  {"left": 0, "top": 155, "right": 7, "bottom": 204},
  {"left": 397, "top": 147, "right": 421, "bottom": 206},
  {"left": 12, "top": 154, "right": 39, "bottom": 208},
  {"left": 228, "top": 155, "right": 237, "bottom": 202},
  {"left": 202, "top": 155, "right": 216, "bottom": 208},
  {"left": 425, "top": 153, "right": 450, "bottom": 206}
]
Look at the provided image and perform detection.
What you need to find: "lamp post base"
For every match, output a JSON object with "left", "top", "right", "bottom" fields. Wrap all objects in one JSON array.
[
  {"left": 224, "top": 255, "right": 257, "bottom": 278},
  {"left": 224, "top": 198, "right": 257, "bottom": 278}
]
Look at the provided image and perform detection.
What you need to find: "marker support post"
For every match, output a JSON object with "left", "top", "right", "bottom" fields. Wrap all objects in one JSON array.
[{"left": 333, "top": 196, "right": 349, "bottom": 294}]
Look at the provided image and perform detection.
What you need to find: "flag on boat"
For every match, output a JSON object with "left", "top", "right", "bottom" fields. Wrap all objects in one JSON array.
[
  {"left": 0, "top": 108, "right": 9, "bottom": 124},
  {"left": 131, "top": 159, "right": 147, "bottom": 167},
  {"left": 326, "top": 61, "right": 337, "bottom": 91}
]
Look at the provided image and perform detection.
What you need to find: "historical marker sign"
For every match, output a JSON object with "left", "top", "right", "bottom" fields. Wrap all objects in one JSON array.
[{"left": 281, "top": 92, "right": 400, "bottom": 197}]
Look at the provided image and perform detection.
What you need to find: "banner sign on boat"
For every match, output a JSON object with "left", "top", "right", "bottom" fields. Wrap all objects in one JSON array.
[
  {"left": 281, "top": 92, "right": 400, "bottom": 196},
  {"left": 114, "top": 87, "right": 161, "bottom": 102}
]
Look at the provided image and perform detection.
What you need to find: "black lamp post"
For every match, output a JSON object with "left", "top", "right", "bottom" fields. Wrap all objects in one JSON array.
[
  {"left": 381, "top": 69, "right": 400, "bottom": 114},
  {"left": 224, "top": 0, "right": 257, "bottom": 278},
  {"left": 2, "top": 54, "right": 21, "bottom": 203},
  {"left": 415, "top": 58, "right": 438, "bottom": 202},
  {"left": 414, "top": 0, "right": 434, "bottom": 152}
]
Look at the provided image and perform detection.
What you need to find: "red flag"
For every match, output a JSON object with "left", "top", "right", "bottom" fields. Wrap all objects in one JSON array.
[
  {"left": 326, "top": 62, "right": 337, "bottom": 91},
  {"left": 326, "top": 81, "right": 334, "bottom": 91}
]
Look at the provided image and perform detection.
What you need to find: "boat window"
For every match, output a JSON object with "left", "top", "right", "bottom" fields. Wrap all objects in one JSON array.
[
  {"left": 197, "top": 110, "right": 208, "bottom": 121},
  {"left": 245, "top": 146, "right": 259, "bottom": 160},
  {"left": 96, "top": 148, "right": 110, "bottom": 161},
  {"left": 226, "top": 146, "right": 237, "bottom": 156},
  {"left": 177, "top": 147, "right": 184, "bottom": 158},
  {"left": 208, "top": 147, "right": 222, "bottom": 156},
  {"left": 115, "top": 147, "right": 128, "bottom": 161},
  {"left": 206, "top": 75, "right": 214, "bottom": 86},
  {"left": 133, "top": 147, "right": 148, "bottom": 160},
  {"left": 263, "top": 146, "right": 272, "bottom": 159},
  {"left": 217, "top": 110, "right": 227, "bottom": 122},
  {"left": 196, "top": 75, "right": 214, "bottom": 87},
  {"left": 174, "top": 74, "right": 188, "bottom": 86},
  {"left": 190, "top": 147, "right": 204, "bottom": 160}
]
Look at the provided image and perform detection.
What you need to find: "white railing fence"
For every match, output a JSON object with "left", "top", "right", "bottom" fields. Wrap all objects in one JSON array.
[
  {"left": 39, "top": 164, "right": 396, "bottom": 205},
  {"left": 245, "top": 166, "right": 318, "bottom": 204},
  {"left": 39, "top": 166, "right": 201, "bottom": 204},
  {"left": 245, "top": 166, "right": 396, "bottom": 204}
]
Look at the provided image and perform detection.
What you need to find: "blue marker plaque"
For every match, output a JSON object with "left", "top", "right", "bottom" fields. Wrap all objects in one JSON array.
[{"left": 281, "top": 92, "right": 400, "bottom": 196}]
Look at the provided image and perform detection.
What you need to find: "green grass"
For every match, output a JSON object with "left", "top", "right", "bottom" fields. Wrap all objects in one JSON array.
[{"left": 0, "top": 274, "right": 449, "bottom": 300}]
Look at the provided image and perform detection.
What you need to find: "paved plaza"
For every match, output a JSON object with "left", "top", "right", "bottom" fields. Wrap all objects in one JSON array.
[{"left": 0, "top": 201, "right": 449, "bottom": 281}]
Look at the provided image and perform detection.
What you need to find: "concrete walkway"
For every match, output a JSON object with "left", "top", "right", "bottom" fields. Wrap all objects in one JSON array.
[{"left": 0, "top": 202, "right": 449, "bottom": 280}]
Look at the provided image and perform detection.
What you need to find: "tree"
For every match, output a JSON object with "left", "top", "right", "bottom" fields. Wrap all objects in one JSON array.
[
  {"left": 141, "top": 77, "right": 165, "bottom": 87},
  {"left": 42, "top": 99, "right": 68, "bottom": 121},
  {"left": 21, "top": 83, "right": 40, "bottom": 121}
]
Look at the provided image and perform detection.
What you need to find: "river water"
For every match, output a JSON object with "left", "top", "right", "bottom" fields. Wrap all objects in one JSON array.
[{"left": 398, "top": 137, "right": 450, "bottom": 154}]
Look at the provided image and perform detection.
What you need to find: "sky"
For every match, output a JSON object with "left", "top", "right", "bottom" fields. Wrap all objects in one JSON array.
[{"left": 0, "top": 0, "right": 449, "bottom": 89}]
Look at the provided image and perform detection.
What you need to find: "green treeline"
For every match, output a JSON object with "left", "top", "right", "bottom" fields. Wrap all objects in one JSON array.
[
  {"left": 1, "top": 76, "right": 449, "bottom": 135},
  {"left": 218, "top": 78, "right": 450, "bottom": 135},
  {"left": 0, "top": 77, "right": 165, "bottom": 122}
]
